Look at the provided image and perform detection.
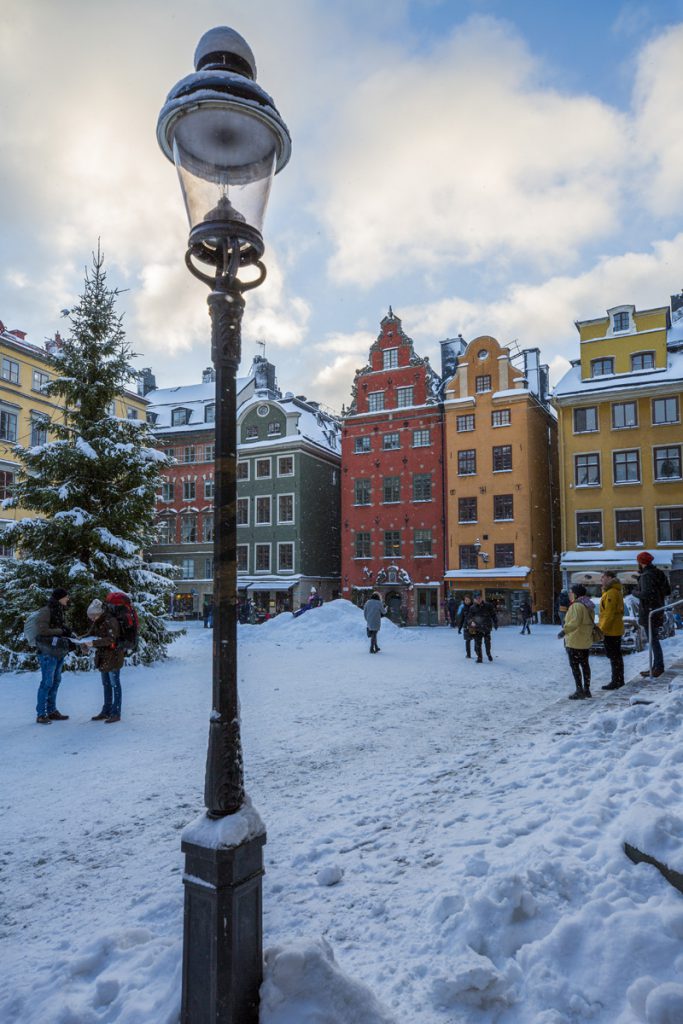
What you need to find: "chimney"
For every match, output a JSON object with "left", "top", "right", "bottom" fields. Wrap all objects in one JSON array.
[
  {"left": 672, "top": 290, "right": 683, "bottom": 322},
  {"left": 202, "top": 367, "right": 216, "bottom": 384},
  {"left": 439, "top": 335, "right": 466, "bottom": 381},
  {"left": 139, "top": 367, "right": 157, "bottom": 395},
  {"left": 252, "top": 355, "right": 276, "bottom": 392},
  {"left": 523, "top": 348, "right": 541, "bottom": 397}
]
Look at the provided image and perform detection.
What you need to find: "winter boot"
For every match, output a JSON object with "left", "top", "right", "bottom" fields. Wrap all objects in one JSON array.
[
  {"left": 568, "top": 688, "right": 585, "bottom": 700},
  {"left": 91, "top": 711, "right": 109, "bottom": 720},
  {"left": 48, "top": 710, "right": 69, "bottom": 720},
  {"left": 105, "top": 715, "right": 121, "bottom": 724},
  {"left": 583, "top": 686, "right": 592, "bottom": 698},
  {"left": 601, "top": 681, "right": 623, "bottom": 691},
  {"left": 36, "top": 715, "right": 53, "bottom": 724}
]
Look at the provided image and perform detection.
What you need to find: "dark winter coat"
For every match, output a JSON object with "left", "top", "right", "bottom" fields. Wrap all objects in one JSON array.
[
  {"left": 636, "top": 565, "right": 670, "bottom": 629},
  {"left": 90, "top": 612, "right": 125, "bottom": 672},
  {"left": 35, "top": 599, "right": 71, "bottom": 657},
  {"left": 468, "top": 600, "right": 498, "bottom": 635},
  {"left": 519, "top": 600, "right": 532, "bottom": 621},
  {"left": 456, "top": 601, "right": 474, "bottom": 632},
  {"left": 558, "top": 591, "right": 570, "bottom": 613},
  {"left": 363, "top": 598, "right": 385, "bottom": 632}
]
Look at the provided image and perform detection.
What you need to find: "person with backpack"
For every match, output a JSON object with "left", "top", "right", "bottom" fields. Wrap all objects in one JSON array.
[
  {"left": 519, "top": 598, "right": 533, "bottom": 635},
  {"left": 33, "top": 587, "right": 74, "bottom": 724},
  {"left": 469, "top": 592, "right": 498, "bottom": 663},
  {"left": 635, "top": 551, "right": 671, "bottom": 678},
  {"left": 456, "top": 594, "right": 474, "bottom": 658},
  {"left": 84, "top": 598, "right": 125, "bottom": 723}
]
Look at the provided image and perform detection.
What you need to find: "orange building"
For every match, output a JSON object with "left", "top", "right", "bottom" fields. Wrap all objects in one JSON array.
[{"left": 442, "top": 336, "right": 560, "bottom": 624}]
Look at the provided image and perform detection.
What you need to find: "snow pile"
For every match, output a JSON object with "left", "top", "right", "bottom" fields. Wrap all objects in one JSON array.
[{"left": 249, "top": 598, "right": 416, "bottom": 645}]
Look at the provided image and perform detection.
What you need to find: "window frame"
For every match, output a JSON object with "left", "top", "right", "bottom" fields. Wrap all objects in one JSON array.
[
  {"left": 457, "top": 449, "right": 477, "bottom": 476},
  {"left": 237, "top": 497, "right": 250, "bottom": 527},
  {"left": 590, "top": 357, "right": 614, "bottom": 378},
  {"left": 576, "top": 509, "right": 603, "bottom": 547},
  {"left": 32, "top": 368, "right": 51, "bottom": 393},
  {"left": 204, "top": 478, "right": 214, "bottom": 500},
  {"left": 382, "top": 348, "right": 399, "bottom": 369},
  {"left": 653, "top": 444, "right": 682, "bottom": 483},
  {"left": 456, "top": 414, "right": 475, "bottom": 433},
  {"left": 277, "top": 541, "right": 295, "bottom": 573},
  {"left": 475, "top": 374, "right": 492, "bottom": 393},
  {"left": 459, "top": 544, "right": 478, "bottom": 570},
  {"left": 180, "top": 557, "right": 195, "bottom": 580},
  {"left": 491, "top": 409, "right": 511, "bottom": 428},
  {"left": 1, "top": 357, "right": 19, "bottom": 384},
  {"left": 494, "top": 543, "right": 515, "bottom": 568},
  {"left": 492, "top": 444, "right": 512, "bottom": 473},
  {"left": 255, "top": 543, "right": 271, "bottom": 572},
  {"left": 354, "top": 532, "right": 371, "bottom": 559},
  {"left": 574, "top": 452, "right": 601, "bottom": 488},
  {"left": 614, "top": 508, "right": 644, "bottom": 546},
  {"left": 277, "top": 455, "right": 294, "bottom": 477},
  {"left": 255, "top": 457, "right": 271, "bottom": 480},
  {"left": 493, "top": 494, "right": 514, "bottom": 521},
  {"left": 573, "top": 406, "right": 598, "bottom": 434},
  {"left": 383, "top": 530, "right": 401, "bottom": 558},
  {"left": 630, "top": 351, "right": 655, "bottom": 372},
  {"left": 255, "top": 495, "right": 272, "bottom": 526},
  {"left": 412, "top": 429, "right": 430, "bottom": 448},
  {"left": 412, "top": 473, "right": 432, "bottom": 502},
  {"left": 414, "top": 528, "right": 433, "bottom": 557},
  {"left": 236, "top": 544, "right": 249, "bottom": 573},
  {"left": 458, "top": 496, "right": 477, "bottom": 523},
  {"left": 367, "top": 391, "right": 385, "bottom": 412},
  {"left": 383, "top": 432, "right": 401, "bottom": 450},
  {"left": 382, "top": 475, "right": 401, "bottom": 504},
  {"left": 656, "top": 506, "right": 683, "bottom": 544},
  {"left": 160, "top": 480, "right": 174, "bottom": 503},
  {"left": 180, "top": 513, "right": 197, "bottom": 544},
  {"left": 396, "top": 386, "right": 414, "bottom": 408},
  {"left": 354, "top": 436, "right": 371, "bottom": 454},
  {"left": 612, "top": 448, "right": 641, "bottom": 485},
  {"left": 652, "top": 396, "right": 680, "bottom": 426},
  {"left": 0, "top": 409, "right": 18, "bottom": 443},
  {"left": 182, "top": 479, "right": 196, "bottom": 501},
  {"left": 611, "top": 401, "right": 638, "bottom": 431},
  {"left": 277, "top": 492, "right": 295, "bottom": 525},
  {"left": 354, "top": 478, "right": 372, "bottom": 506}
]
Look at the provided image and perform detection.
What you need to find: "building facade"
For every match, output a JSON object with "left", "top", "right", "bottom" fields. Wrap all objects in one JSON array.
[
  {"left": 553, "top": 298, "right": 683, "bottom": 591},
  {"left": 442, "top": 336, "right": 559, "bottom": 624},
  {"left": 341, "top": 310, "right": 446, "bottom": 624}
]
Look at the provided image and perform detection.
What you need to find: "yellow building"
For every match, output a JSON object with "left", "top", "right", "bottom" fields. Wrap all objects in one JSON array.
[
  {"left": 0, "top": 322, "right": 148, "bottom": 553},
  {"left": 553, "top": 300, "right": 683, "bottom": 590},
  {"left": 443, "top": 335, "right": 560, "bottom": 624}
]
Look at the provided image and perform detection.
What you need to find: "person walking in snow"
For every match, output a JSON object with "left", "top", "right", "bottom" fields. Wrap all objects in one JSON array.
[
  {"left": 456, "top": 594, "right": 474, "bottom": 658},
  {"left": 446, "top": 593, "right": 458, "bottom": 629},
  {"left": 469, "top": 592, "right": 498, "bottom": 663},
  {"left": 599, "top": 571, "right": 625, "bottom": 691},
  {"left": 557, "top": 589, "right": 570, "bottom": 625},
  {"left": 84, "top": 599, "right": 124, "bottom": 723},
  {"left": 559, "top": 584, "right": 594, "bottom": 700},
  {"left": 519, "top": 598, "right": 533, "bottom": 635},
  {"left": 363, "top": 592, "right": 386, "bottom": 654},
  {"left": 635, "top": 551, "right": 671, "bottom": 679},
  {"left": 34, "top": 587, "right": 73, "bottom": 724}
]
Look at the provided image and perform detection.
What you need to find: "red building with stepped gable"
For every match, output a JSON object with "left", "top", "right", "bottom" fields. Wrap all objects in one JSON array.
[{"left": 341, "top": 310, "right": 446, "bottom": 624}]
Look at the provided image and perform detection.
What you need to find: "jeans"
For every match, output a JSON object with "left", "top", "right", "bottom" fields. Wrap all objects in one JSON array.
[
  {"left": 100, "top": 669, "right": 122, "bottom": 716},
  {"left": 567, "top": 647, "right": 591, "bottom": 689},
  {"left": 649, "top": 632, "right": 664, "bottom": 673},
  {"left": 36, "top": 654, "right": 64, "bottom": 716},
  {"left": 521, "top": 617, "right": 532, "bottom": 634},
  {"left": 603, "top": 634, "right": 624, "bottom": 686}
]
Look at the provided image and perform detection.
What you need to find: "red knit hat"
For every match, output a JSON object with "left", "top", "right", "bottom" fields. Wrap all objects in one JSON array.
[{"left": 636, "top": 551, "right": 654, "bottom": 565}]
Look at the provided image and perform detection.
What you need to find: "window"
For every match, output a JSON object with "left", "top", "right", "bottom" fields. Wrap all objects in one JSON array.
[
  {"left": 383, "top": 432, "right": 400, "bottom": 450},
  {"left": 182, "top": 480, "right": 196, "bottom": 501},
  {"left": 459, "top": 545, "right": 478, "bottom": 569},
  {"left": 458, "top": 496, "right": 477, "bottom": 522},
  {"left": 475, "top": 375, "right": 491, "bottom": 393},
  {"left": 613, "top": 449, "right": 640, "bottom": 484},
  {"left": 652, "top": 397, "right": 679, "bottom": 425},
  {"left": 203, "top": 514, "right": 214, "bottom": 542},
  {"left": 245, "top": 424, "right": 259, "bottom": 440},
  {"left": 237, "top": 461, "right": 249, "bottom": 480},
  {"left": 657, "top": 507, "right": 683, "bottom": 543},
  {"left": 278, "top": 494, "right": 294, "bottom": 524},
  {"left": 161, "top": 480, "right": 174, "bottom": 502},
  {"left": 146, "top": 412, "right": 158, "bottom": 426},
  {"left": 1, "top": 358, "right": 19, "bottom": 384},
  {"left": 492, "top": 445, "right": 512, "bottom": 472},
  {"left": 204, "top": 478, "right": 214, "bottom": 500},
  {"left": 204, "top": 444, "right": 215, "bottom": 462},
  {"left": 494, "top": 544, "right": 514, "bottom": 568},
  {"left": 383, "top": 348, "right": 398, "bottom": 369},
  {"left": 414, "top": 529, "right": 433, "bottom": 556},
  {"left": 615, "top": 509, "right": 643, "bottom": 545},
  {"left": 0, "top": 526, "right": 13, "bottom": 558},
  {"left": 278, "top": 542, "right": 294, "bottom": 572},
  {"left": 573, "top": 407, "right": 598, "bottom": 433},
  {"left": 30, "top": 417, "right": 48, "bottom": 447},
  {"left": 236, "top": 545, "right": 248, "bottom": 572},
  {"left": 126, "top": 407, "right": 138, "bottom": 421},
  {"left": 354, "top": 479, "right": 371, "bottom": 505},
  {"left": 237, "top": 498, "right": 249, "bottom": 526},
  {"left": 654, "top": 446, "right": 682, "bottom": 481},
  {"left": 267, "top": 421, "right": 281, "bottom": 436},
  {"left": 577, "top": 511, "right": 603, "bottom": 546},
  {"left": 256, "top": 496, "right": 271, "bottom": 525},
  {"left": 257, "top": 404, "right": 269, "bottom": 418},
  {"left": 354, "top": 436, "right": 371, "bottom": 454},
  {"left": 493, "top": 494, "right": 513, "bottom": 521},
  {"left": 383, "top": 530, "right": 401, "bottom": 557},
  {"left": 613, "top": 311, "right": 630, "bottom": 332},
  {"left": 591, "top": 358, "right": 614, "bottom": 378},
  {"left": 396, "top": 386, "right": 413, "bottom": 407},
  {"left": 0, "top": 469, "right": 15, "bottom": 501},
  {"left": 107, "top": 401, "right": 117, "bottom": 417},
  {"left": 492, "top": 409, "right": 511, "bottom": 427},
  {"left": 368, "top": 392, "right": 384, "bottom": 412},
  {"left": 204, "top": 557, "right": 214, "bottom": 579},
  {"left": 32, "top": 369, "right": 50, "bottom": 392},
  {"left": 204, "top": 404, "right": 215, "bottom": 423},
  {"left": 612, "top": 402, "right": 637, "bottom": 430},
  {"left": 181, "top": 446, "right": 196, "bottom": 464},
  {"left": 157, "top": 518, "right": 173, "bottom": 544},
  {"left": 278, "top": 455, "right": 294, "bottom": 476},
  {"left": 631, "top": 352, "right": 655, "bottom": 371},
  {"left": 0, "top": 410, "right": 18, "bottom": 442},
  {"left": 457, "top": 414, "right": 475, "bottom": 432},
  {"left": 458, "top": 449, "right": 476, "bottom": 475},
  {"left": 355, "top": 532, "right": 371, "bottom": 558},
  {"left": 412, "top": 429, "right": 430, "bottom": 447},
  {"left": 575, "top": 453, "right": 600, "bottom": 487},
  {"left": 383, "top": 476, "right": 400, "bottom": 503},
  {"left": 171, "top": 407, "right": 190, "bottom": 426},
  {"left": 256, "top": 458, "right": 271, "bottom": 479},
  {"left": 180, "top": 514, "right": 197, "bottom": 543},
  {"left": 412, "top": 473, "right": 432, "bottom": 501},
  {"left": 166, "top": 448, "right": 175, "bottom": 461},
  {"left": 255, "top": 544, "right": 271, "bottom": 571},
  {"left": 180, "top": 558, "right": 195, "bottom": 579}
]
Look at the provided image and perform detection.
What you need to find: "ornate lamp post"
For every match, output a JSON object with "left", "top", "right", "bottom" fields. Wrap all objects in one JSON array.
[{"left": 157, "top": 26, "right": 290, "bottom": 1023}]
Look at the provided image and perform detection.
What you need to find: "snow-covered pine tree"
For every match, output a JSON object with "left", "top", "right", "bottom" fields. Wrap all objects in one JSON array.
[{"left": 0, "top": 246, "right": 178, "bottom": 670}]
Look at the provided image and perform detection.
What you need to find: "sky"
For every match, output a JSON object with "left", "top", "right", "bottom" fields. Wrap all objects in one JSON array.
[{"left": 1, "top": 0, "right": 683, "bottom": 412}]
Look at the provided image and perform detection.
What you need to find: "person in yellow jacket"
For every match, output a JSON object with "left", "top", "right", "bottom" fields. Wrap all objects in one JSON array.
[
  {"left": 598, "top": 570, "right": 624, "bottom": 691},
  {"left": 559, "top": 584, "right": 595, "bottom": 700}
]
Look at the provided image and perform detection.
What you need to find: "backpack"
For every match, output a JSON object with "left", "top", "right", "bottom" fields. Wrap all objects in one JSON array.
[
  {"left": 105, "top": 592, "right": 139, "bottom": 652},
  {"left": 24, "top": 610, "right": 42, "bottom": 648}
]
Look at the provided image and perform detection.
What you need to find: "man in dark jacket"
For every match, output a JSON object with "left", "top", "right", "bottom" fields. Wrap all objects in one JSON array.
[
  {"left": 35, "top": 587, "right": 73, "bottom": 724},
  {"left": 469, "top": 592, "right": 498, "bottom": 663},
  {"left": 446, "top": 593, "right": 458, "bottom": 628},
  {"left": 456, "top": 595, "right": 474, "bottom": 658},
  {"left": 519, "top": 598, "right": 533, "bottom": 635},
  {"left": 636, "top": 551, "right": 670, "bottom": 677}
]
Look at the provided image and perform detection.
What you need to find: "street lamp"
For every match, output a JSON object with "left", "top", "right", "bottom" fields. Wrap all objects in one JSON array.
[
  {"left": 473, "top": 538, "right": 489, "bottom": 566},
  {"left": 157, "top": 26, "right": 290, "bottom": 1024}
]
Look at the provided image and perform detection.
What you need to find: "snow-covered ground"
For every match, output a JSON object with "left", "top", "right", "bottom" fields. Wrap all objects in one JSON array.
[{"left": 2, "top": 601, "right": 683, "bottom": 1024}]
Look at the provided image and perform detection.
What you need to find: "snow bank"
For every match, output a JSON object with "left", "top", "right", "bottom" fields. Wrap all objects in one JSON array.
[{"left": 247, "top": 598, "right": 416, "bottom": 645}]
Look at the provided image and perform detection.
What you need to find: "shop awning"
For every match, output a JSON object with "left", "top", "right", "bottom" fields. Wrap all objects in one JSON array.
[
  {"left": 246, "top": 580, "right": 297, "bottom": 592},
  {"left": 562, "top": 550, "right": 676, "bottom": 571},
  {"left": 444, "top": 566, "right": 531, "bottom": 581}
]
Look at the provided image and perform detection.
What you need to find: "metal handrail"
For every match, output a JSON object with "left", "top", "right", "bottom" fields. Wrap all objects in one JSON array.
[{"left": 647, "top": 597, "right": 683, "bottom": 678}]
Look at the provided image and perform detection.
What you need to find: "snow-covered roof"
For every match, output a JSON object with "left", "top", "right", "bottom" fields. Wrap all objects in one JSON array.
[
  {"left": 238, "top": 394, "right": 341, "bottom": 457},
  {"left": 146, "top": 378, "right": 251, "bottom": 432},
  {"left": 561, "top": 549, "right": 681, "bottom": 570},
  {"left": 553, "top": 334, "right": 683, "bottom": 401},
  {"left": 444, "top": 566, "right": 531, "bottom": 579}
]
